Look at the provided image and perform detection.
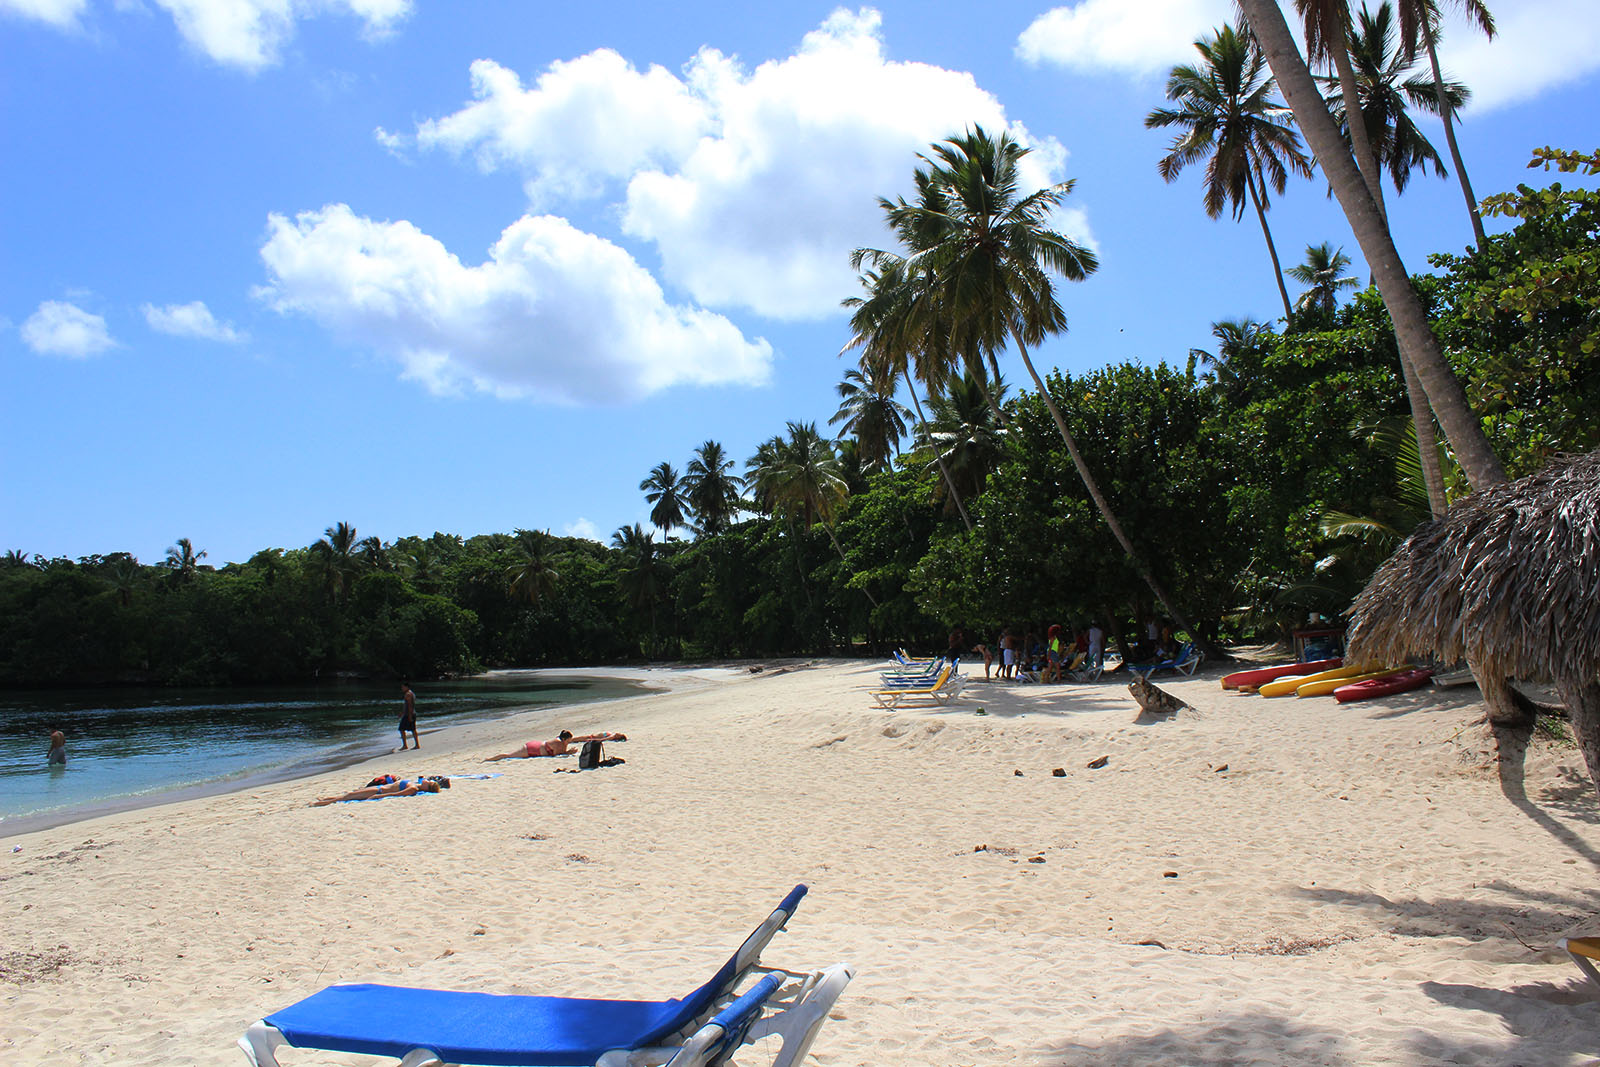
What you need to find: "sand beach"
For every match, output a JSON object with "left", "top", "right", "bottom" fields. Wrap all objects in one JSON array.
[{"left": 3, "top": 659, "right": 1598, "bottom": 1065}]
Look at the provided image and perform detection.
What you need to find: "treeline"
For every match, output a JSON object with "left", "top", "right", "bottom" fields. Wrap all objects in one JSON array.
[{"left": 0, "top": 157, "right": 1593, "bottom": 688}]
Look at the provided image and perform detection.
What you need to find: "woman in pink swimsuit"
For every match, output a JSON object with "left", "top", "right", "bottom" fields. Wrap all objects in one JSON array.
[{"left": 484, "top": 731, "right": 627, "bottom": 761}]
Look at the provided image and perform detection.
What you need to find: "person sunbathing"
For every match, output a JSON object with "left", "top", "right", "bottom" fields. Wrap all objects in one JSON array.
[
  {"left": 484, "top": 731, "right": 628, "bottom": 761},
  {"left": 312, "top": 776, "right": 447, "bottom": 806}
]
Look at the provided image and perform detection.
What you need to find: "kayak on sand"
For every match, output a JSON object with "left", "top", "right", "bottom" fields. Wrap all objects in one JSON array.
[
  {"left": 1334, "top": 668, "right": 1434, "bottom": 702},
  {"left": 1222, "top": 658, "right": 1343, "bottom": 690}
]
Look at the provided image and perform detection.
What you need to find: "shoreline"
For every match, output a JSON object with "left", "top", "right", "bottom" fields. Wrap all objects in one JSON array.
[{"left": 0, "top": 665, "right": 736, "bottom": 840}]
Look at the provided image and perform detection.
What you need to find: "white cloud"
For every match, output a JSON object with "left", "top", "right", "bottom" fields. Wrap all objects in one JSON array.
[
  {"left": 410, "top": 7, "right": 1089, "bottom": 321},
  {"left": 562, "top": 518, "right": 599, "bottom": 541},
  {"left": 150, "top": 0, "right": 412, "bottom": 72},
  {"left": 1436, "top": 1, "right": 1600, "bottom": 112},
  {"left": 414, "top": 49, "right": 711, "bottom": 205},
  {"left": 256, "top": 204, "right": 772, "bottom": 404},
  {"left": 1017, "top": 0, "right": 1231, "bottom": 77},
  {"left": 0, "top": 0, "right": 86, "bottom": 28},
  {"left": 21, "top": 300, "right": 116, "bottom": 357},
  {"left": 142, "top": 300, "right": 246, "bottom": 342}
]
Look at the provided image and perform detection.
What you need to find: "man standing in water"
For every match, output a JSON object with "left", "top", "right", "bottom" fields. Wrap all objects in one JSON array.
[{"left": 399, "top": 682, "right": 419, "bottom": 750}]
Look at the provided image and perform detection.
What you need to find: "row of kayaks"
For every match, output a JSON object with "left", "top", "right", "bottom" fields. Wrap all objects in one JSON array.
[{"left": 1221, "top": 658, "right": 1434, "bottom": 702}]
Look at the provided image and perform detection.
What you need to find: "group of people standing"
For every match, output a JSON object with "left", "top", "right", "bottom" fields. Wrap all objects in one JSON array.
[{"left": 948, "top": 622, "right": 1107, "bottom": 682}]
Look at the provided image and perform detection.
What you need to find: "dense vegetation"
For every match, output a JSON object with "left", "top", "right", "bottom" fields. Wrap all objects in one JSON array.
[{"left": 2, "top": 155, "right": 1592, "bottom": 688}]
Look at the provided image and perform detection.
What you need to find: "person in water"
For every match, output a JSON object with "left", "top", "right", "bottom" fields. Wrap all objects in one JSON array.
[
  {"left": 484, "top": 731, "right": 628, "bottom": 761},
  {"left": 312, "top": 776, "right": 448, "bottom": 806},
  {"left": 48, "top": 730, "right": 66, "bottom": 766}
]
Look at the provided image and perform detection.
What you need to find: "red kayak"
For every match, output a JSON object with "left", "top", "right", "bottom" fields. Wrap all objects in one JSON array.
[
  {"left": 1222, "top": 658, "right": 1343, "bottom": 690},
  {"left": 1334, "top": 668, "right": 1433, "bottom": 703}
]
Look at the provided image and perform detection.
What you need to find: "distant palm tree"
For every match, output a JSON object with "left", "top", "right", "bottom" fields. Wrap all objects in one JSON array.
[
  {"left": 1288, "top": 242, "right": 1359, "bottom": 317},
  {"left": 358, "top": 535, "right": 389, "bottom": 571},
  {"left": 639, "top": 462, "right": 687, "bottom": 537},
  {"left": 829, "top": 366, "right": 909, "bottom": 473},
  {"left": 2, "top": 549, "right": 32, "bottom": 569},
  {"left": 1146, "top": 23, "right": 1313, "bottom": 321},
  {"left": 611, "top": 524, "right": 667, "bottom": 652},
  {"left": 1319, "top": 2, "right": 1466, "bottom": 199},
  {"left": 1191, "top": 317, "right": 1270, "bottom": 386},
  {"left": 506, "top": 528, "right": 560, "bottom": 605},
  {"left": 1394, "top": 0, "right": 1495, "bottom": 246},
  {"left": 682, "top": 440, "right": 743, "bottom": 536},
  {"left": 400, "top": 542, "right": 438, "bottom": 593},
  {"left": 314, "top": 521, "right": 361, "bottom": 601},
  {"left": 923, "top": 371, "right": 1008, "bottom": 505},
  {"left": 164, "top": 537, "right": 206, "bottom": 582},
  {"left": 108, "top": 554, "right": 141, "bottom": 606}
]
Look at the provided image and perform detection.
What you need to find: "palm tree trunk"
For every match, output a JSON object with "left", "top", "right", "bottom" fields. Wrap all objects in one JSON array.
[
  {"left": 963, "top": 350, "right": 1010, "bottom": 428},
  {"left": 1245, "top": 168, "right": 1295, "bottom": 322},
  {"left": 1327, "top": 18, "right": 1388, "bottom": 225},
  {"left": 903, "top": 371, "right": 974, "bottom": 532},
  {"left": 1239, "top": 0, "right": 1507, "bottom": 491},
  {"left": 1009, "top": 328, "right": 1220, "bottom": 660},
  {"left": 1399, "top": 350, "right": 1449, "bottom": 517},
  {"left": 1424, "top": 17, "right": 1486, "bottom": 248}
]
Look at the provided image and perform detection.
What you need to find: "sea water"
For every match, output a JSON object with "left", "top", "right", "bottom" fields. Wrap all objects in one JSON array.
[{"left": 0, "top": 673, "right": 653, "bottom": 834}]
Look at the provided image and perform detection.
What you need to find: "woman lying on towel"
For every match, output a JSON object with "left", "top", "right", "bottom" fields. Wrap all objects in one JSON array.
[
  {"left": 483, "top": 731, "right": 627, "bottom": 761},
  {"left": 312, "top": 776, "right": 449, "bottom": 806}
]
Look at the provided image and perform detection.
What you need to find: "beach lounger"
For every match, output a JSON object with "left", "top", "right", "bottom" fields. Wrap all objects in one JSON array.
[
  {"left": 1565, "top": 937, "right": 1600, "bottom": 995},
  {"left": 239, "top": 886, "right": 829, "bottom": 1067},
  {"left": 1127, "top": 643, "right": 1203, "bottom": 681},
  {"left": 879, "top": 657, "right": 946, "bottom": 685},
  {"left": 870, "top": 665, "right": 964, "bottom": 708}
]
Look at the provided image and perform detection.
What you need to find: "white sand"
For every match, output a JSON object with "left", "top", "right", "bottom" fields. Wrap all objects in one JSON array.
[{"left": 3, "top": 660, "right": 1598, "bottom": 1066}]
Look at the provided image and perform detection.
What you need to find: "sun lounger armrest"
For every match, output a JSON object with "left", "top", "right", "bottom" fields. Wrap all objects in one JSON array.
[{"left": 743, "top": 963, "right": 855, "bottom": 1067}]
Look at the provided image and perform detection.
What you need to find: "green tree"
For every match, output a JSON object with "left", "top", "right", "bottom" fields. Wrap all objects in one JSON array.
[
  {"left": 640, "top": 462, "right": 687, "bottom": 537},
  {"left": 612, "top": 523, "right": 669, "bottom": 655},
  {"left": 682, "top": 440, "right": 743, "bottom": 536},
  {"left": 163, "top": 537, "right": 206, "bottom": 583},
  {"left": 1288, "top": 241, "right": 1359, "bottom": 318},
  {"left": 506, "top": 528, "right": 560, "bottom": 606},
  {"left": 923, "top": 370, "right": 1008, "bottom": 506},
  {"left": 829, "top": 366, "right": 909, "bottom": 473},
  {"left": 1146, "top": 22, "right": 1313, "bottom": 321},
  {"left": 313, "top": 521, "right": 361, "bottom": 601}
]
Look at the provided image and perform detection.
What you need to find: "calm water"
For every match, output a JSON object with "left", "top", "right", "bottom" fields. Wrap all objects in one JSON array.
[{"left": 0, "top": 673, "right": 653, "bottom": 834}]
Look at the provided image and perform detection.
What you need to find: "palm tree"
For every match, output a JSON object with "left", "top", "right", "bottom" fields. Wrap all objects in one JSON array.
[
  {"left": 682, "top": 440, "right": 743, "bottom": 536},
  {"left": 639, "top": 462, "right": 687, "bottom": 537},
  {"left": 506, "top": 528, "right": 559, "bottom": 605},
  {"left": 399, "top": 541, "right": 438, "bottom": 593},
  {"left": 358, "top": 535, "right": 389, "bottom": 571},
  {"left": 611, "top": 523, "right": 667, "bottom": 653},
  {"left": 163, "top": 537, "right": 206, "bottom": 582},
  {"left": 1146, "top": 23, "right": 1313, "bottom": 322},
  {"left": 1287, "top": 242, "right": 1359, "bottom": 317},
  {"left": 1319, "top": 2, "right": 1466, "bottom": 198},
  {"left": 314, "top": 521, "right": 361, "bottom": 601},
  {"left": 863, "top": 126, "right": 1210, "bottom": 651},
  {"left": 829, "top": 366, "right": 909, "bottom": 473},
  {"left": 1190, "top": 317, "right": 1270, "bottom": 387},
  {"left": 841, "top": 264, "right": 974, "bottom": 531},
  {"left": 1236, "top": 0, "right": 1503, "bottom": 491},
  {"left": 923, "top": 370, "right": 1008, "bottom": 505},
  {"left": 1395, "top": 0, "right": 1495, "bottom": 246},
  {"left": 2, "top": 549, "right": 32, "bottom": 569}
]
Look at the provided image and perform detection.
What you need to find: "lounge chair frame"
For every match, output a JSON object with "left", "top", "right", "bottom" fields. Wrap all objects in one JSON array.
[
  {"left": 1565, "top": 937, "right": 1600, "bottom": 996},
  {"left": 870, "top": 666, "right": 964, "bottom": 708}
]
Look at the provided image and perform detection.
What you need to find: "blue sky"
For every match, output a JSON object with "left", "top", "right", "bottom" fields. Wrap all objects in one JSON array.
[{"left": 5, "top": 0, "right": 1597, "bottom": 566}]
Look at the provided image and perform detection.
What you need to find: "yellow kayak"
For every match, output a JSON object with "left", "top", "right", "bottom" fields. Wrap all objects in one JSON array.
[
  {"left": 1296, "top": 668, "right": 1400, "bottom": 698},
  {"left": 1258, "top": 663, "right": 1371, "bottom": 697}
]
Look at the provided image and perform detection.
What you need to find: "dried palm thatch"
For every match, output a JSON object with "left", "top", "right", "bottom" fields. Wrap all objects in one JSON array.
[
  {"left": 1347, "top": 450, "right": 1600, "bottom": 683},
  {"left": 1347, "top": 450, "right": 1600, "bottom": 797}
]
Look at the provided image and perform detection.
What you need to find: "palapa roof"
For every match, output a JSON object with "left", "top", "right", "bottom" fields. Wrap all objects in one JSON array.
[{"left": 1346, "top": 449, "right": 1600, "bottom": 686}]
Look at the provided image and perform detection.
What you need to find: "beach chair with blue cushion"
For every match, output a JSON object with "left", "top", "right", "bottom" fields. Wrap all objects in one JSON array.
[
  {"left": 1127, "top": 643, "right": 1203, "bottom": 681},
  {"left": 238, "top": 886, "right": 849, "bottom": 1067},
  {"left": 870, "top": 665, "right": 964, "bottom": 708}
]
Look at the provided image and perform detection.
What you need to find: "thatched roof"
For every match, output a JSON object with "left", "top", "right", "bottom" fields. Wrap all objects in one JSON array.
[{"left": 1347, "top": 449, "right": 1600, "bottom": 686}]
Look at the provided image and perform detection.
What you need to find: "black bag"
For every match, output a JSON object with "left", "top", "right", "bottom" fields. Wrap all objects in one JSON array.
[{"left": 578, "top": 739, "right": 603, "bottom": 770}]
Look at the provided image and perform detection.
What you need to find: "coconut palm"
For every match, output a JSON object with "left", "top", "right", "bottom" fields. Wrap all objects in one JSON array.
[
  {"left": 1191, "top": 317, "right": 1271, "bottom": 385},
  {"left": 506, "top": 528, "right": 560, "bottom": 606},
  {"left": 611, "top": 523, "right": 668, "bottom": 652},
  {"left": 922, "top": 370, "right": 1008, "bottom": 505},
  {"left": 163, "top": 537, "right": 206, "bottom": 582},
  {"left": 1236, "top": 0, "right": 1505, "bottom": 495},
  {"left": 313, "top": 521, "right": 361, "bottom": 601},
  {"left": 682, "top": 440, "right": 743, "bottom": 536},
  {"left": 863, "top": 126, "right": 1210, "bottom": 651},
  {"left": 2, "top": 549, "right": 32, "bottom": 568},
  {"left": 1288, "top": 242, "right": 1359, "bottom": 317},
  {"left": 358, "top": 535, "right": 389, "bottom": 571},
  {"left": 639, "top": 462, "right": 687, "bottom": 537},
  {"left": 1146, "top": 23, "right": 1313, "bottom": 322},
  {"left": 841, "top": 264, "right": 974, "bottom": 532},
  {"left": 1319, "top": 2, "right": 1467, "bottom": 198},
  {"left": 1394, "top": 0, "right": 1495, "bottom": 246},
  {"left": 829, "top": 366, "right": 909, "bottom": 473}
]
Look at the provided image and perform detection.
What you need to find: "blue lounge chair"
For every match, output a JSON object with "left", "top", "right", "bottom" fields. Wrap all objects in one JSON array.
[
  {"left": 1127, "top": 643, "right": 1203, "bottom": 681},
  {"left": 238, "top": 886, "right": 841, "bottom": 1067}
]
